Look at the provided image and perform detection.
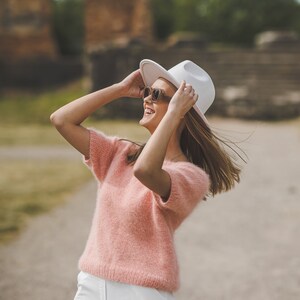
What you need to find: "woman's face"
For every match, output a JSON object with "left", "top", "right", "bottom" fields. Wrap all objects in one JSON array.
[{"left": 139, "top": 78, "right": 176, "bottom": 133}]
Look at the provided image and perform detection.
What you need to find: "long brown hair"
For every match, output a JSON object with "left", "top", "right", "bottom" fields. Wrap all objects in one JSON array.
[{"left": 126, "top": 108, "right": 246, "bottom": 197}]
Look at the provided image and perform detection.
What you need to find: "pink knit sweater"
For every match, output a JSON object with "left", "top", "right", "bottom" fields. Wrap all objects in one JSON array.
[{"left": 78, "top": 129, "right": 210, "bottom": 292}]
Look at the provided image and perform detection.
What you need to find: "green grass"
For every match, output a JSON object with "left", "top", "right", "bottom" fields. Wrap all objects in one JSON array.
[
  {"left": 0, "top": 79, "right": 87, "bottom": 125},
  {"left": 0, "top": 78, "right": 149, "bottom": 145},
  {"left": 0, "top": 120, "right": 149, "bottom": 146},
  {"left": 0, "top": 124, "right": 66, "bottom": 145},
  {"left": 0, "top": 159, "right": 91, "bottom": 243}
]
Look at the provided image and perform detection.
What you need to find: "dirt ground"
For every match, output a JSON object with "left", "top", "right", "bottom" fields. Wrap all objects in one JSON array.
[{"left": 0, "top": 117, "right": 299, "bottom": 300}]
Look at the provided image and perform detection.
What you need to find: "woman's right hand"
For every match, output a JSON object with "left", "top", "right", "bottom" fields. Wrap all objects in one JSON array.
[{"left": 119, "top": 69, "right": 145, "bottom": 99}]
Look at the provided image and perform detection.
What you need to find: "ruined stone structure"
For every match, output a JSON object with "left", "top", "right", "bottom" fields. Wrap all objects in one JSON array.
[
  {"left": 0, "top": 0, "right": 57, "bottom": 61},
  {"left": 1, "top": 0, "right": 299, "bottom": 120},
  {"left": 89, "top": 46, "right": 300, "bottom": 120},
  {"left": 0, "top": 0, "right": 153, "bottom": 89},
  {"left": 0, "top": 0, "right": 84, "bottom": 89},
  {"left": 85, "top": 0, "right": 153, "bottom": 52}
]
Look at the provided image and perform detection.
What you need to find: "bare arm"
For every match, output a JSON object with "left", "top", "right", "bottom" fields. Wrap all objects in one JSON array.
[
  {"left": 50, "top": 70, "right": 144, "bottom": 158},
  {"left": 134, "top": 111, "right": 181, "bottom": 199},
  {"left": 134, "top": 81, "right": 198, "bottom": 198}
]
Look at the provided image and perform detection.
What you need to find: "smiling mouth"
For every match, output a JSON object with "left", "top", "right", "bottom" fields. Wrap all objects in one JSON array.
[{"left": 145, "top": 108, "right": 155, "bottom": 115}]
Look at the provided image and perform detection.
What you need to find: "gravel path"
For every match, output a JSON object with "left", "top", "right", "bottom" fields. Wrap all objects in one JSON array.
[{"left": 0, "top": 118, "right": 299, "bottom": 300}]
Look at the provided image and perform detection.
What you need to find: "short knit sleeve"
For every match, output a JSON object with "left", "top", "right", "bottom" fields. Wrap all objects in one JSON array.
[
  {"left": 83, "top": 129, "right": 118, "bottom": 181},
  {"left": 155, "top": 162, "right": 210, "bottom": 222}
]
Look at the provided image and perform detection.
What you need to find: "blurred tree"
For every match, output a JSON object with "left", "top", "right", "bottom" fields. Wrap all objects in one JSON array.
[
  {"left": 152, "top": 0, "right": 300, "bottom": 45},
  {"left": 151, "top": 0, "right": 176, "bottom": 40},
  {"left": 52, "top": 0, "right": 84, "bottom": 56}
]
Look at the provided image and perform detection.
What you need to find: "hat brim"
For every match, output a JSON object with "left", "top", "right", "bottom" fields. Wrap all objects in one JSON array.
[
  {"left": 139, "top": 59, "right": 209, "bottom": 124},
  {"left": 140, "top": 59, "right": 179, "bottom": 88}
]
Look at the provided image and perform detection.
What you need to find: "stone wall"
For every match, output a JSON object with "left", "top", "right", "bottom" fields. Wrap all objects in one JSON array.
[
  {"left": 0, "top": 58, "right": 83, "bottom": 90},
  {"left": 0, "top": 0, "right": 85, "bottom": 90},
  {"left": 85, "top": 0, "right": 153, "bottom": 52},
  {"left": 89, "top": 46, "right": 300, "bottom": 120},
  {"left": 0, "top": 0, "right": 57, "bottom": 61}
]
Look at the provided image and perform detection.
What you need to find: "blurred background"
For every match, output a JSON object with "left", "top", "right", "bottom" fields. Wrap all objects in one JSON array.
[
  {"left": 0, "top": 1, "right": 299, "bottom": 299},
  {"left": 1, "top": 0, "right": 300, "bottom": 119}
]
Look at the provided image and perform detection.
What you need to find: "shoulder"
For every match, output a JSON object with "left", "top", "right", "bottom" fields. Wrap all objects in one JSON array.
[
  {"left": 165, "top": 160, "right": 209, "bottom": 179},
  {"left": 164, "top": 160, "right": 210, "bottom": 195},
  {"left": 88, "top": 128, "right": 133, "bottom": 150},
  {"left": 84, "top": 128, "right": 135, "bottom": 170}
]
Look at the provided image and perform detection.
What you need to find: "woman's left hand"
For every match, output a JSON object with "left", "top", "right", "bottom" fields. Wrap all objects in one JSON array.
[{"left": 167, "top": 81, "right": 198, "bottom": 119}]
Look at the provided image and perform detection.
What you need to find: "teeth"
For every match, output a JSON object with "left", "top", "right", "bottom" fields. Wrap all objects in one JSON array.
[{"left": 145, "top": 108, "right": 154, "bottom": 114}]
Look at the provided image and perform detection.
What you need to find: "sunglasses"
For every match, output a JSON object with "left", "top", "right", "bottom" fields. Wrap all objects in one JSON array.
[{"left": 143, "top": 86, "right": 172, "bottom": 102}]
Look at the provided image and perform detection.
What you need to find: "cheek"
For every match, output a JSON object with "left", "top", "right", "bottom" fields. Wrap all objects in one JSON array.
[{"left": 155, "top": 103, "right": 169, "bottom": 117}]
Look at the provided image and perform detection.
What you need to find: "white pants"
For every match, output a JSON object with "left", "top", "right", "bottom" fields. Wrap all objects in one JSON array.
[{"left": 74, "top": 271, "right": 175, "bottom": 300}]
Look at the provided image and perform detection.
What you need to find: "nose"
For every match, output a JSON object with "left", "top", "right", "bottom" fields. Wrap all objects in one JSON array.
[{"left": 143, "top": 95, "right": 152, "bottom": 104}]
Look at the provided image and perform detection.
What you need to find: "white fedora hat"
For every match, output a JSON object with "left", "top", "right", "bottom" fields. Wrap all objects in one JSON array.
[{"left": 139, "top": 59, "right": 215, "bottom": 122}]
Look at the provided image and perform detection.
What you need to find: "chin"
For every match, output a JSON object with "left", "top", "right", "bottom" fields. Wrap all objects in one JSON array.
[{"left": 139, "top": 116, "right": 155, "bottom": 133}]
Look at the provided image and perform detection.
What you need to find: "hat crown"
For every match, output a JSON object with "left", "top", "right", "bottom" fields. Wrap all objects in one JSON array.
[{"left": 168, "top": 60, "right": 215, "bottom": 114}]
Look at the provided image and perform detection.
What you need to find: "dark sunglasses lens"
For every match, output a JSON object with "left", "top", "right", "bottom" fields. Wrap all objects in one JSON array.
[
  {"left": 143, "top": 87, "right": 150, "bottom": 98},
  {"left": 152, "top": 89, "right": 160, "bottom": 101}
]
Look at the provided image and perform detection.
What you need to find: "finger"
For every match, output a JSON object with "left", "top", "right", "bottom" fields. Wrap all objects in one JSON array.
[
  {"left": 134, "top": 70, "right": 144, "bottom": 84},
  {"left": 178, "top": 80, "right": 186, "bottom": 92},
  {"left": 184, "top": 86, "right": 193, "bottom": 95},
  {"left": 137, "top": 75, "right": 145, "bottom": 87},
  {"left": 138, "top": 86, "right": 145, "bottom": 98},
  {"left": 193, "top": 93, "right": 199, "bottom": 102}
]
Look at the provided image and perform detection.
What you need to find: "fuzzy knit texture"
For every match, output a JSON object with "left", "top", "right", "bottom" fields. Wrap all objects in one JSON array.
[{"left": 78, "top": 129, "right": 210, "bottom": 292}]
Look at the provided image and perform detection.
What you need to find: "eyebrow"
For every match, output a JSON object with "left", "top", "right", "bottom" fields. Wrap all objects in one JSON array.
[{"left": 159, "top": 89, "right": 173, "bottom": 100}]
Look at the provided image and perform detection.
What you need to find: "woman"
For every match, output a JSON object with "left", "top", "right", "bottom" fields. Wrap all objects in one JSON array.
[{"left": 50, "top": 59, "right": 242, "bottom": 300}]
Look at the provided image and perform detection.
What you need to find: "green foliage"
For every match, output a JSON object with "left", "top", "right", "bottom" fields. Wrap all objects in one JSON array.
[
  {"left": 51, "top": 0, "right": 300, "bottom": 50},
  {"left": 152, "top": 0, "right": 300, "bottom": 45},
  {"left": 52, "top": 0, "right": 84, "bottom": 56},
  {"left": 151, "top": 0, "right": 176, "bottom": 39}
]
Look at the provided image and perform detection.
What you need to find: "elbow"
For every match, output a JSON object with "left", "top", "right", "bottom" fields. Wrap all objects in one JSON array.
[
  {"left": 133, "top": 165, "right": 145, "bottom": 180},
  {"left": 133, "top": 164, "right": 153, "bottom": 182},
  {"left": 50, "top": 111, "right": 65, "bottom": 128}
]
